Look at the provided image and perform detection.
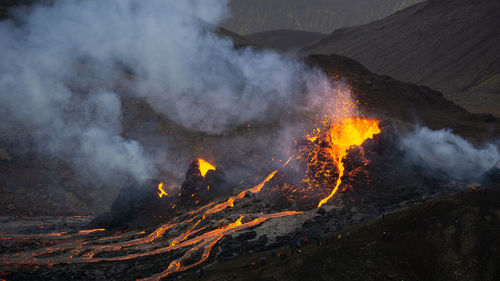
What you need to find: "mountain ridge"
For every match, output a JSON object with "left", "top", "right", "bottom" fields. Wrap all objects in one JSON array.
[{"left": 302, "top": 0, "right": 500, "bottom": 116}]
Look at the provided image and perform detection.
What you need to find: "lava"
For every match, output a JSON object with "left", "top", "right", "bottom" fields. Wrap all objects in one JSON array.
[
  {"left": 157, "top": 182, "right": 168, "bottom": 198},
  {"left": 78, "top": 228, "right": 106, "bottom": 235},
  {"left": 197, "top": 158, "right": 216, "bottom": 178},
  {"left": 317, "top": 117, "right": 380, "bottom": 207},
  {"left": 0, "top": 176, "right": 300, "bottom": 280},
  {"left": 205, "top": 170, "right": 278, "bottom": 214}
]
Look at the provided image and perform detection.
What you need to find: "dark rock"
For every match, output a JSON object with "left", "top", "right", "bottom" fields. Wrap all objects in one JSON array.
[
  {"left": 248, "top": 235, "right": 268, "bottom": 251},
  {"left": 236, "top": 231, "right": 257, "bottom": 241},
  {"left": 180, "top": 159, "right": 228, "bottom": 206}
]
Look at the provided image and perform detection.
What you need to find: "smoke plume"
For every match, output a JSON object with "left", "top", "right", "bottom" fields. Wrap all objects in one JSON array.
[
  {"left": 401, "top": 127, "right": 499, "bottom": 180},
  {"left": 0, "top": 0, "right": 347, "bottom": 184}
]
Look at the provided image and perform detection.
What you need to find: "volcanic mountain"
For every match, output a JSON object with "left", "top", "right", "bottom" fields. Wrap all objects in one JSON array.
[
  {"left": 223, "top": 0, "right": 423, "bottom": 35},
  {"left": 303, "top": 0, "right": 500, "bottom": 116}
]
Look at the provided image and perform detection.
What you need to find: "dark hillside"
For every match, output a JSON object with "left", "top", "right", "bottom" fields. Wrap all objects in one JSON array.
[
  {"left": 303, "top": 0, "right": 500, "bottom": 116},
  {"left": 182, "top": 189, "right": 500, "bottom": 281},
  {"left": 224, "top": 0, "right": 423, "bottom": 34},
  {"left": 247, "top": 29, "right": 327, "bottom": 52}
]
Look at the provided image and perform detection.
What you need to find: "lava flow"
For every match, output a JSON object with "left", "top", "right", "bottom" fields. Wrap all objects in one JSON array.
[
  {"left": 0, "top": 83, "right": 383, "bottom": 280},
  {"left": 0, "top": 171, "right": 301, "bottom": 280}
]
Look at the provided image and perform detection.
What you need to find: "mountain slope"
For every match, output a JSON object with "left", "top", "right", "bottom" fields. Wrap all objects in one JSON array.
[
  {"left": 223, "top": 0, "right": 423, "bottom": 35},
  {"left": 303, "top": 0, "right": 500, "bottom": 116},
  {"left": 305, "top": 54, "right": 499, "bottom": 141},
  {"left": 247, "top": 29, "right": 327, "bottom": 52}
]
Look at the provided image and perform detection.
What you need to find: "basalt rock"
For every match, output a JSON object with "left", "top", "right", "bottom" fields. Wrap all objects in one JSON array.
[{"left": 88, "top": 179, "right": 175, "bottom": 229}]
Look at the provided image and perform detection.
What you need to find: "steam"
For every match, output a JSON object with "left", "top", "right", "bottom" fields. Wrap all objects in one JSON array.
[
  {"left": 401, "top": 127, "right": 499, "bottom": 180},
  {"left": 0, "top": 0, "right": 345, "bottom": 184}
]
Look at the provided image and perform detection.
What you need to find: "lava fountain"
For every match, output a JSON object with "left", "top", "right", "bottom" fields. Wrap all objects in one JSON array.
[
  {"left": 197, "top": 158, "right": 216, "bottom": 178},
  {"left": 317, "top": 117, "right": 380, "bottom": 207}
]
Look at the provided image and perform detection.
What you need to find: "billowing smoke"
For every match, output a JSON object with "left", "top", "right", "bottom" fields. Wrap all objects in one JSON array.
[
  {"left": 401, "top": 127, "right": 499, "bottom": 180},
  {"left": 0, "top": 0, "right": 346, "bottom": 184}
]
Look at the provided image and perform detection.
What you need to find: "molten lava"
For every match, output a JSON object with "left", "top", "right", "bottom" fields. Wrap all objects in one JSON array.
[
  {"left": 205, "top": 170, "right": 278, "bottom": 215},
  {"left": 317, "top": 117, "right": 380, "bottom": 207},
  {"left": 157, "top": 182, "right": 168, "bottom": 198},
  {"left": 197, "top": 158, "right": 216, "bottom": 178}
]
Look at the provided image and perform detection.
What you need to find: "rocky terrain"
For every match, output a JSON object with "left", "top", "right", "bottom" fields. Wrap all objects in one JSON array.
[
  {"left": 223, "top": 0, "right": 423, "bottom": 35},
  {"left": 303, "top": 0, "right": 500, "bottom": 116},
  {"left": 181, "top": 189, "right": 500, "bottom": 281}
]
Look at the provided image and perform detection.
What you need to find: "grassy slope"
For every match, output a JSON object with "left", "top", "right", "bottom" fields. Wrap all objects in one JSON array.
[{"left": 182, "top": 190, "right": 500, "bottom": 281}]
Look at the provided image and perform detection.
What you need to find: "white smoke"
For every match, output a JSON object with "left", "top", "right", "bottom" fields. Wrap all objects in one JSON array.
[
  {"left": 401, "top": 127, "right": 499, "bottom": 180},
  {"left": 0, "top": 0, "right": 344, "bottom": 184}
]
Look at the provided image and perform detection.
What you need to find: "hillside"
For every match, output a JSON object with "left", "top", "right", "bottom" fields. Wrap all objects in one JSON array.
[
  {"left": 247, "top": 29, "right": 327, "bottom": 52},
  {"left": 305, "top": 54, "right": 500, "bottom": 142},
  {"left": 303, "top": 0, "right": 500, "bottom": 116},
  {"left": 182, "top": 190, "right": 500, "bottom": 281},
  {"left": 223, "top": 0, "right": 423, "bottom": 35}
]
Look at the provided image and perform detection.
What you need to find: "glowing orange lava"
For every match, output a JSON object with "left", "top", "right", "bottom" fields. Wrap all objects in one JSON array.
[
  {"left": 205, "top": 170, "right": 278, "bottom": 215},
  {"left": 197, "top": 158, "right": 216, "bottom": 178},
  {"left": 157, "top": 182, "right": 168, "bottom": 198},
  {"left": 317, "top": 117, "right": 380, "bottom": 207},
  {"left": 78, "top": 229, "right": 106, "bottom": 235}
]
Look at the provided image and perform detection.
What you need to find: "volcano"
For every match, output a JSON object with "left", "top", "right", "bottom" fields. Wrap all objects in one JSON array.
[
  {"left": 0, "top": 1, "right": 499, "bottom": 280},
  {"left": 2, "top": 112, "right": 493, "bottom": 280}
]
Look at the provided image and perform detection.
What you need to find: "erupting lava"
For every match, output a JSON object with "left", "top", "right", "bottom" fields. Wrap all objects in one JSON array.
[
  {"left": 197, "top": 158, "right": 216, "bottom": 178},
  {"left": 157, "top": 182, "right": 168, "bottom": 198},
  {"left": 317, "top": 117, "right": 380, "bottom": 207}
]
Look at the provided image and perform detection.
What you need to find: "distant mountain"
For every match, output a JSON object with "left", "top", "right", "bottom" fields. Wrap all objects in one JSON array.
[
  {"left": 247, "top": 29, "right": 327, "bottom": 52},
  {"left": 303, "top": 0, "right": 500, "bottom": 116},
  {"left": 223, "top": 0, "right": 423, "bottom": 35}
]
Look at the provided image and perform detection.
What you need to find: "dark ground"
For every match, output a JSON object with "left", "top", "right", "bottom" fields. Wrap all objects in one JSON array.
[{"left": 181, "top": 189, "right": 500, "bottom": 281}]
